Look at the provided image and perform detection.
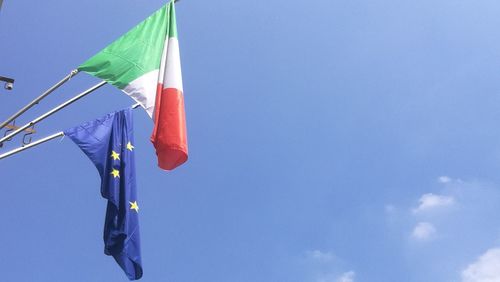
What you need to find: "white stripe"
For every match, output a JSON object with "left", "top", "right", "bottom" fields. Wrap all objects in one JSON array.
[
  {"left": 123, "top": 70, "right": 159, "bottom": 118},
  {"left": 158, "top": 36, "right": 168, "bottom": 84},
  {"left": 123, "top": 37, "right": 182, "bottom": 119},
  {"left": 161, "top": 37, "right": 183, "bottom": 91}
]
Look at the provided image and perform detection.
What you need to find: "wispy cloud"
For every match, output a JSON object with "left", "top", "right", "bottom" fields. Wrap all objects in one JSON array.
[
  {"left": 411, "top": 222, "right": 436, "bottom": 241},
  {"left": 336, "top": 271, "right": 355, "bottom": 282},
  {"left": 389, "top": 177, "right": 500, "bottom": 280},
  {"left": 412, "top": 193, "right": 455, "bottom": 214},
  {"left": 438, "top": 176, "right": 452, "bottom": 183},
  {"left": 313, "top": 270, "right": 355, "bottom": 282},
  {"left": 303, "top": 250, "right": 355, "bottom": 282},
  {"left": 462, "top": 248, "right": 500, "bottom": 282},
  {"left": 437, "top": 175, "right": 463, "bottom": 184},
  {"left": 306, "top": 250, "right": 336, "bottom": 263}
]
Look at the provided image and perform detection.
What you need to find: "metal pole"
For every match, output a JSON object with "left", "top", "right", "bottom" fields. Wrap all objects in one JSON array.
[
  {"left": 0, "top": 103, "right": 142, "bottom": 160},
  {"left": 0, "top": 132, "right": 64, "bottom": 160},
  {"left": 0, "top": 81, "right": 106, "bottom": 146},
  {"left": 0, "top": 69, "right": 79, "bottom": 130}
]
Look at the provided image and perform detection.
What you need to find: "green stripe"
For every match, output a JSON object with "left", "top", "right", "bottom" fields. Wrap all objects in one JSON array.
[
  {"left": 78, "top": 2, "right": 178, "bottom": 89},
  {"left": 168, "top": 2, "right": 177, "bottom": 39}
]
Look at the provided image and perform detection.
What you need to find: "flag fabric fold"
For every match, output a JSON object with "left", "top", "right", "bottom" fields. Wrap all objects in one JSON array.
[
  {"left": 64, "top": 108, "right": 143, "bottom": 280},
  {"left": 78, "top": 1, "right": 188, "bottom": 171}
]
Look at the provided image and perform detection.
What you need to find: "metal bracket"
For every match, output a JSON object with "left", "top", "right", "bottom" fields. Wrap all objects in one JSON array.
[
  {"left": 0, "top": 76, "right": 14, "bottom": 83},
  {"left": 0, "top": 120, "right": 37, "bottom": 147},
  {"left": 2, "top": 120, "right": 16, "bottom": 141},
  {"left": 22, "top": 124, "right": 36, "bottom": 145}
]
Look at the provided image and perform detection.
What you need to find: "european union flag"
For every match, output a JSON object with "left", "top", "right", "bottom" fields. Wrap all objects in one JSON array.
[{"left": 64, "top": 108, "right": 142, "bottom": 280}]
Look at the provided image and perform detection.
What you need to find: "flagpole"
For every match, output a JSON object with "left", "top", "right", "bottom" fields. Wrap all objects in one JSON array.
[
  {"left": 0, "top": 69, "right": 80, "bottom": 130},
  {"left": 0, "top": 104, "right": 142, "bottom": 160},
  {"left": 0, "top": 81, "right": 106, "bottom": 146},
  {"left": 0, "top": 131, "right": 64, "bottom": 160}
]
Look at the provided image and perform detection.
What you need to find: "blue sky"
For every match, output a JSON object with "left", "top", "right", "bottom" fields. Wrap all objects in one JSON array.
[{"left": 2, "top": 0, "right": 500, "bottom": 281}]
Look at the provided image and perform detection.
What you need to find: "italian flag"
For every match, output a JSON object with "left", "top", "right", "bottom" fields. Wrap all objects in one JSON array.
[{"left": 78, "top": 1, "right": 187, "bottom": 171}]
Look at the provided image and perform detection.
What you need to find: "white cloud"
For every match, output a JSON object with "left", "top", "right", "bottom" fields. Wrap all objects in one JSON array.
[
  {"left": 303, "top": 250, "right": 354, "bottom": 282},
  {"left": 411, "top": 222, "right": 436, "bottom": 241},
  {"left": 413, "top": 193, "right": 455, "bottom": 214},
  {"left": 438, "top": 176, "right": 452, "bottom": 183},
  {"left": 306, "top": 250, "right": 336, "bottom": 263},
  {"left": 336, "top": 271, "right": 355, "bottom": 282},
  {"left": 462, "top": 248, "right": 500, "bottom": 282},
  {"left": 314, "top": 271, "right": 355, "bottom": 282}
]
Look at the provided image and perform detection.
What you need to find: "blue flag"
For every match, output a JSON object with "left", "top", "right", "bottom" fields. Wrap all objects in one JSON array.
[{"left": 64, "top": 108, "right": 143, "bottom": 280}]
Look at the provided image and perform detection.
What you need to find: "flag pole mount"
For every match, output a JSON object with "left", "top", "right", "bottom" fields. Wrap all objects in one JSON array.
[
  {"left": 0, "top": 103, "right": 141, "bottom": 161},
  {"left": 0, "top": 69, "right": 79, "bottom": 130},
  {"left": 0, "top": 81, "right": 106, "bottom": 147},
  {"left": 0, "top": 121, "right": 37, "bottom": 148}
]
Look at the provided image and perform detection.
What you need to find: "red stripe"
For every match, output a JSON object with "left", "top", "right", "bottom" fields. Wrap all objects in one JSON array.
[{"left": 151, "top": 85, "right": 188, "bottom": 170}]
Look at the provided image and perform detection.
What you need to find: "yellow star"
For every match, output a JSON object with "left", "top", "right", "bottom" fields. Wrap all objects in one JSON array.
[
  {"left": 110, "top": 168, "right": 120, "bottom": 178},
  {"left": 110, "top": 150, "right": 120, "bottom": 161},
  {"left": 126, "top": 142, "right": 135, "bottom": 151},
  {"left": 129, "top": 201, "right": 139, "bottom": 213}
]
